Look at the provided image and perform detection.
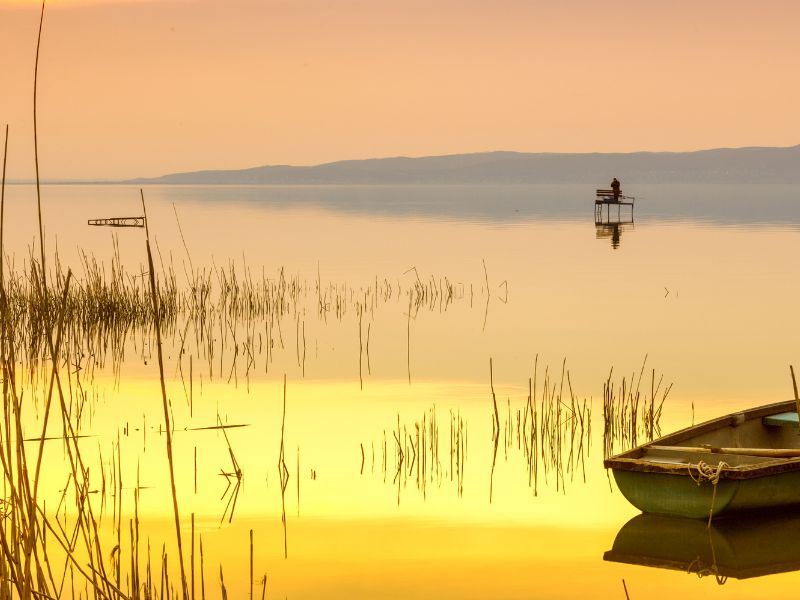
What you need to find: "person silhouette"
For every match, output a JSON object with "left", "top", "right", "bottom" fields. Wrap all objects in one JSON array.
[{"left": 611, "top": 178, "right": 621, "bottom": 201}]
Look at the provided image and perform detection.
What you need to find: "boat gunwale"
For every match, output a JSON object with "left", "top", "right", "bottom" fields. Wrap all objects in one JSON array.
[{"left": 603, "top": 399, "right": 800, "bottom": 480}]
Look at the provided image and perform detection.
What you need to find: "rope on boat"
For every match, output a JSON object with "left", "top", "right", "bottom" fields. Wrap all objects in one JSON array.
[
  {"left": 688, "top": 460, "right": 729, "bottom": 527},
  {"left": 688, "top": 460, "right": 728, "bottom": 485}
]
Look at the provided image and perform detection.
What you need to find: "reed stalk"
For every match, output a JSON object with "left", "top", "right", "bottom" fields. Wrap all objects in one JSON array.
[
  {"left": 249, "top": 529, "right": 253, "bottom": 600},
  {"left": 33, "top": 0, "right": 47, "bottom": 291},
  {"left": 191, "top": 513, "right": 195, "bottom": 600},
  {"left": 1, "top": 124, "right": 7, "bottom": 291},
  {"left": 141, "top": 190, "right": 188, "bottom": 599}
]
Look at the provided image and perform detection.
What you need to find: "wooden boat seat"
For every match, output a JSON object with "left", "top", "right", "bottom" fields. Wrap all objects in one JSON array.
[
  {"left": 645, "top": 455, "right": 691, "bottom": 465},
  {"left": 595, "top": 189, "right": 634, "bottom": 205},
  {"left": 763, "top": 411, "right": 800, "bottom": 427},
  {"left": 643, "top": 446, "right": 789, "bottom": 467}
]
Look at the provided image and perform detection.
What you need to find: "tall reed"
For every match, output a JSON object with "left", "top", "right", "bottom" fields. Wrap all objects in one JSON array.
[{"left": 142, "top": 191, "right": 189, "bottom": 599}]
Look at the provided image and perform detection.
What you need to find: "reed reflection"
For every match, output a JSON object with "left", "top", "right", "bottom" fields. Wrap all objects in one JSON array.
[
  {"left": 493, "top": 357, "right": 593, "bottom": 499},
  {"left": 278, "top": 375, "right": 290, "bottom": 559},
  {"left": 367, "top": 405, "right": 467, "bottom": 504},
  {"left": 367, "top": 358, "right": 601, "bottom": 506},
  {"left": 217, "top": 417, "right": 243, "bottom": 525},
  {"left": 1, "top": 251, "right": 489, "bottom": 394}
]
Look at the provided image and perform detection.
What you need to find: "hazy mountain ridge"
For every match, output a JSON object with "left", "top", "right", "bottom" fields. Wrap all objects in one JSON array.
[{"left": 128, "top": 145, "right": 800, "bottom": 185}]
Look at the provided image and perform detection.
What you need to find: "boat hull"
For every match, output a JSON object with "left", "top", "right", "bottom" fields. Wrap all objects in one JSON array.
[{"left": 613, "top": 468, "right": 800, "bottom": 518}]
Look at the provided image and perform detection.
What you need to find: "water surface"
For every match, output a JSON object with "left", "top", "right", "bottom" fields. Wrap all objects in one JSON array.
[{"left": 6, "top": 183, "right": 800, "bottom": 598}]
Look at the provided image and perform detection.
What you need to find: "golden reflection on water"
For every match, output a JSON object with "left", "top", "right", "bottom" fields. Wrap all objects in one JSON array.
[
  {"left": 35, "top": 377, "right": 618, "bottom": 522},
  {"left": 129, "top": 516, "right": 800, "bottom": 599},
  {"left": 5, "top": 184, "right": 800, "bottom": 597}
]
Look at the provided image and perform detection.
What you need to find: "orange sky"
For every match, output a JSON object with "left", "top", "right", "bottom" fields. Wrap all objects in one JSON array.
[{"left": 1, "top": 0, "right": 799, "bottom": 179}]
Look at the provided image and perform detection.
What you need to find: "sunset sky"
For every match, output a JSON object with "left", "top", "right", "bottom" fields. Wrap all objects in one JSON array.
[{"left": 1, "top": 0, "right": 799, "bottom": 179}]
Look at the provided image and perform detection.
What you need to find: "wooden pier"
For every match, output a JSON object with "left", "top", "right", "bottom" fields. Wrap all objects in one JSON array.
[
  {"left": 87, "top": 216, "right": 145, "bottom": 228},
  {"left": 595, "top": 189, "right": 634, "bottom": 224},
  {"left": 594, "top": 189, "right": 635, "bottom": 248}
]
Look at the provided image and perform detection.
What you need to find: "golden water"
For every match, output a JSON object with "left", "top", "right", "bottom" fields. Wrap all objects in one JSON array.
[{"left": 6, "top": 183, "right": 800, "bottom": 598}]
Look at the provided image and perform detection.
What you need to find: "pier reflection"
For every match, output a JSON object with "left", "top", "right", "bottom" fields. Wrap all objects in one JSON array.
[
  {"left": 594, "top": 194, "right": 634, "bottom": 249},
  {"left": 604, "top": 512, "right": 800, "bottom": 581},
  {"left": 595, "top": 223, "right": 631, "bottom": 249},
  {"left": 595, "top": 218, "right": 634, "bottom": 249}
]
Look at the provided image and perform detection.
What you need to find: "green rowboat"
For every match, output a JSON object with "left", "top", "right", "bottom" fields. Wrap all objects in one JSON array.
[{"left": 604, "top": 400, "right": 800, "bottom": 519}]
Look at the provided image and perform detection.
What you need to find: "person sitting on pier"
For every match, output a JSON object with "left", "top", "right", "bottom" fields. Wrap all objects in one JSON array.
[{"left": 610, "top": 177, "right": 621, "bottom": 201}]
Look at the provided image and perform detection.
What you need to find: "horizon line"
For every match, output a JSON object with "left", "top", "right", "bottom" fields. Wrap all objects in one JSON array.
[{"left": 5, "top": 142, "right": 800, "bottom": 184}]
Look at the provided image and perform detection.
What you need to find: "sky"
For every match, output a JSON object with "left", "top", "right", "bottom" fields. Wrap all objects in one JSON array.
[{"left": 1, "top": 0, "right": 799, "bottom": 179}]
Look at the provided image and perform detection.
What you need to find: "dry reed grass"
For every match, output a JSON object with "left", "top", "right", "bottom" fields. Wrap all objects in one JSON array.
[{"left": 602, "top": 355, "right": 672, "bottom": 458}]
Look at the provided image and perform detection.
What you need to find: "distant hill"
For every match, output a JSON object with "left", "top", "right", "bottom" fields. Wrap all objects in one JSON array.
[{"left": 128, "top": 145, "right": 800, "bottom": 185}]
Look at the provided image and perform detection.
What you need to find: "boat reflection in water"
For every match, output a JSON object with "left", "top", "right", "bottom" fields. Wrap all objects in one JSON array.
[{"left": 604, "top": 511, "right": 800, "bottom": 582}]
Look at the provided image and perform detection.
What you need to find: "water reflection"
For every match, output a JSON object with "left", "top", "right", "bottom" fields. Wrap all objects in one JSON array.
[
  {"left": 216, "top": 417, "right": 244, "bottom": 525},
  {"left": 278, "top": 376, "right": 290, "bottom": 558},
  {"left": 108, "top": 183, "right": 800, "bottom": 227},
  {"left": 605, "top": 512, "right": 800, "bottom": 581},
  {"left": 368, "top": 406, "right": 467, "bottom": 504},
  {"left": 369, "top": 358, "right": 598, "bottom": 506},
  {"left": 595, "top": 223, "right": 633, "bottom": 249},
  {"left": 595, "top": 206, "right": 634, "bottom": 249},
  {"left": 4, "top": 182, "right": 800, "bottom": 598}
]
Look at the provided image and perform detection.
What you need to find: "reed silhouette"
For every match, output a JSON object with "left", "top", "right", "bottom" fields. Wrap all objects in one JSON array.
[{"left": 602, "top": 355, "right": 672, "bottom": 458}]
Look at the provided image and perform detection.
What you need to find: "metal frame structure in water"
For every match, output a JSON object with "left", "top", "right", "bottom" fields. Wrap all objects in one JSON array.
[{"left": 595, "top": 189, "right": 635, "bottom": 225}]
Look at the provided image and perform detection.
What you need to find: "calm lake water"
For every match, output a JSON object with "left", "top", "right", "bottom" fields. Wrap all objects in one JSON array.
[{"left": 6, "top": 183, "right": 800, "bottom": 598}]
